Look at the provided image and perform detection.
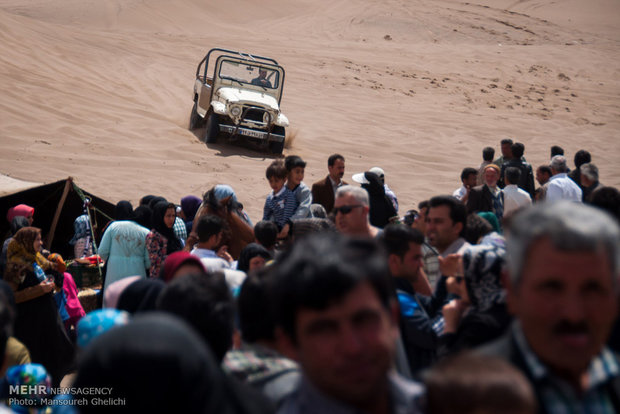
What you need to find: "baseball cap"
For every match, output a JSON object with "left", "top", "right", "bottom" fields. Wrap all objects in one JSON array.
[{"left": 352, "top": 167, "right": 385, "bottom": 184}]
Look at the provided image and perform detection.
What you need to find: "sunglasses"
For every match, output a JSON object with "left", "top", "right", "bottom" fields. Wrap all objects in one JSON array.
[{"left": 333, "top": 204, "right": 363, "bottom": 215}]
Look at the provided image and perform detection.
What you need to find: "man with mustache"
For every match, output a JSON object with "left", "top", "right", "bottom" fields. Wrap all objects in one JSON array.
[{"left": 477, "top": 201, "right": 620, "bottom": 413}]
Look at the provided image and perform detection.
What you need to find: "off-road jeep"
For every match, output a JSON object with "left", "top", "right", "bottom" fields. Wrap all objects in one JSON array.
[{"left": 189, "top": 48, "right": 289, "bottom": 154}]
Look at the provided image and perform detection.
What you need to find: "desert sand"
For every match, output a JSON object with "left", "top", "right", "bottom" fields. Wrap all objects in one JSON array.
[{"left": 1, "top": 0, "right": 618, "bottom": 222}]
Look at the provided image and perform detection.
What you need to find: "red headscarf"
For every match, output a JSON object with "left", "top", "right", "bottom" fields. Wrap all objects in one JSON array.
[
  {"left": 161, "top": 251, "right": 205, "bottom": 283},
  {"left": 7, "top": 204, "right": 34, "bottom": 223}
]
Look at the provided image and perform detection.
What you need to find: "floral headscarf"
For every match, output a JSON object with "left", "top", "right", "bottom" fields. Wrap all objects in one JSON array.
[
  {"left": 462, "top": 243, "right": 506, "bottom": 312},
  {"left": 69, "top": 214, "right": 91, "bottom": 245}
]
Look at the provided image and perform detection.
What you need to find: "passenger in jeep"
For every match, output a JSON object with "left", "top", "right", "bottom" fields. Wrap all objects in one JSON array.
[{"left": 251, "top": 69, "right": 272, "bottom": 88}]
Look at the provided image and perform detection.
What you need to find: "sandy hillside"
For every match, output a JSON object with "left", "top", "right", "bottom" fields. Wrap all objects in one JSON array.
[{"left": 0, "top": 0, "right": 618, "bottom": 222}]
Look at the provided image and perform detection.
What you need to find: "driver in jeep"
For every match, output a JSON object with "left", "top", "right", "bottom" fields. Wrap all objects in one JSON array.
[{"left": 251, "top": 69, "right": 272, "bottom": 88}]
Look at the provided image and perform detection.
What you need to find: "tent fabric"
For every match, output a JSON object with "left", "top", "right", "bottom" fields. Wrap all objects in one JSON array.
[
  {"left": 0, "top": 177, "right": 116, "bottom": 259},
  {"left": 0, "top": 175, "right": 40, "bottom": 197}
]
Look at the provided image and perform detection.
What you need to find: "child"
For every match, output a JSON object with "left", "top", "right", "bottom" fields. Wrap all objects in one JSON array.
[
  {"left": 263, "top": 160, "right": 297, "bottom": 237},
  {"left": 284, "top": 155, "right": 312, "bottom": 220}
]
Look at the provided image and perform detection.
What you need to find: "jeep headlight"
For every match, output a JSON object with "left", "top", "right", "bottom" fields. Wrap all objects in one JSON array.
[
  {"left": 230, "top": 105, "right": 242, "bottom": 118},
  {"left": 262, "top": 112, "right": 273, "bottom": 124}
]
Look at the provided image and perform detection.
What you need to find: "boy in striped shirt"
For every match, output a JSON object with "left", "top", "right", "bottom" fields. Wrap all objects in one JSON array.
[{"left": 263, "top": 160, "right": 297, "bottom": 238}]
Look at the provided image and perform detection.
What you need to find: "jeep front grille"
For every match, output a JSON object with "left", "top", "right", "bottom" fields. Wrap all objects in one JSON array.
[{"left": 242, "top": 106, "right": 267, "bottom": 125}]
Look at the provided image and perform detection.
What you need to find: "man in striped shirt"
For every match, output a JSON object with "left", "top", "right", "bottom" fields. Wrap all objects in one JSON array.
[{"left": 263, "top": 160, "right": 297, "bottom": 238}]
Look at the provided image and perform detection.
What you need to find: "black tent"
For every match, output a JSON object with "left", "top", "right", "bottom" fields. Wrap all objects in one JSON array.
[{"left": 0, "top": 177, "right": 116, "bottom": 259}]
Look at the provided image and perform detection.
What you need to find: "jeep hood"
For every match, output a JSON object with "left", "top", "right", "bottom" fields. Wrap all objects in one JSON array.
[{"left": 217, "top": 87, "right": 280, "bottom": 111}]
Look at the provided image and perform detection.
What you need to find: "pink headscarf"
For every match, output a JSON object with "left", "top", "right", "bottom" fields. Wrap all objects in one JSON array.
[
  {"left": 103, "top": 276, "right": 141, "bottom": 309},
  {"left": 7, "top": 204, "right": 34, "bottom": 223}
]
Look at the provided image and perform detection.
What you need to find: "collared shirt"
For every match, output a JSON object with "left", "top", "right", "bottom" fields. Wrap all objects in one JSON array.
[
  {"left": 452, "top": 185, "right": 467, "bottom": 201},
  {"left": 263, "top": 186, "right": 297, "bottom": 228},
  {"left": 329, "top": 176, "right": 342, "bottom": 197},
  {"left": 503, "top": 184, "right": 532, "bottom": 216},
  {"left": 172, "top": 217, "right": 187, "bottom": 246},
  {"left": 441, "top": 237, "right": 470, "bottom": 257},
  {"left": 512, "top": 322, "right": 619, "bottom": 414},
  {"left": 546, "top": 173, "right": 583, "bottom": 203},
  {"left": 190, "top": 247, "right": 230, "bottom": 271},
  {"left": 278, "top": 372, "right": 423, "bottom": 414}
]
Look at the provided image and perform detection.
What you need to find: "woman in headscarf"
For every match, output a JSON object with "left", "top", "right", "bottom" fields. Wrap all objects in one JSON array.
[
  {"left": 1, "top": 216, "right": 29, "bottom": 279},
  {"left": 4, "top": 227, "right": 74, "bottom": 386},
  {"left": 99, "top": 201, "right": 150, "bottom": 291},
  {"left": 68, "top": 214, "right": 93, "bottom": 259},
  {"left": 6, "top": 204, "right": 34, "bottom": 226},
  {"left": 438, "top": 243, "right": 512, "bottom": 357},
  {"left": 146, "top": 201, "right": 182, "bottom": 278},
  {"left": 73, "top": 313, "right": 274, "bottom": 414},
  {"left": 236, "top": 243, "right": 272, "bottom": 274}
]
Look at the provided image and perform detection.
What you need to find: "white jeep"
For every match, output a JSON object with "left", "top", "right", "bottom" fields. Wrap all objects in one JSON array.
[{"left": 189, "top": 48, "right": 289, "bottom": 154}]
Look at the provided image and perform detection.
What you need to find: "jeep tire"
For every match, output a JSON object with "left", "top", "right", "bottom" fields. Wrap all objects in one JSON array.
[
  {"left": 189, "top": 101, "right": 204, "bottom": 130},
  {"left": 204, "top": 112, "right": 220, "bottom": 143}
]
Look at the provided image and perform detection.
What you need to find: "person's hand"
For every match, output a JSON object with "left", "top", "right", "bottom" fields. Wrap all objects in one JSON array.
[
  {"left": 442, "top": 299, "right": 469, "bottom": 333},
  {"left": 39, "top": 279, "right": 55, "bottom": 294},
  {"left": 217, "top": 245, "right": 233, "bottom": 263},
  {"left": 277, "top": 224, "right": 290, "bottom": 239},
  {"left": 438, "top": 254, "right": 461, "bottom": 277}
]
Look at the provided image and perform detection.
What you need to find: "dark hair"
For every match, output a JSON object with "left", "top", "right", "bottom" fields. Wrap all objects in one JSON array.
[
  {"left": 511, "top": 142, "right": 525, "bottom": 158},
  {"left": 115, "top": 200, "right": 134, "bottom": 221},
  {"left": 133, "top": 206, "right": 152, "bottom": 229},
  {"left": 429, "top": 196, "right": 467, "bottom": 233},
  {"left": 271, "top": 234, "right": 393, "bottom": 342},
  {"left": 537, "top": 165, "right": 552, "bottom": 176},
  {"left": 265, "top": 160, "right": 288, "bottom": 180},
  {"left": 194, "top": 214, "right": 224, "bottom": 243},
  {"left": 482, "top": 147, "right": 495, "bottom": 162},
  {"left": 463, "top": 214, "right": 493, "bottom": 244},
  {"left": 254, "top": 220, "right": 278, "bottom": 249},
  {"left": 460, "top": 167, "right": 478, "bottom": 182},
  {"left": 380, "top": 224, "right": 424, "bottom": 258},
  {"left": 284, "top": 155, "right": 306, "bottom": 171},
  {"left": 157, "top": 271, "right": 234, "bottom": 362},
  {"left": 589, "top": 187, "right": 620, "bottom": 223},
  {"left": 550, "top": 145, "right": 564, "bottom": 157},
  {"left": 237, "top": 243, "right": 272, "bottom": 273},
  {"left": 500, "top": 138, "right": 513, "bottom": 146},
  {"left": 238, "top": 269, "right": 277, "bottom": 343},
  {"left": 424, "top": 353, "right": 537, "bottom": 414},
  {"left": 327, "top": 154, "right": 344, "bottom": 167},
  {"left": 504, "top": 167, "right": 521, "bottom": 185},
  {"left": 418, "top": 200, "right": 430, "bottom": 210},
  {"left": 574, "top": 149, "right": 591, "bottom": 168}
]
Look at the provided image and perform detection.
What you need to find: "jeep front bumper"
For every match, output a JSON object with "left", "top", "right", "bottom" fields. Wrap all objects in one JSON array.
[{"left": 219, "top": 125, "right": 285, "bottom": 142}]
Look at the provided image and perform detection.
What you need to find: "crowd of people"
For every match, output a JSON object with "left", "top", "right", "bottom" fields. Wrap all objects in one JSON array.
[{"left": 0, "top": 140, "right": 619, "bottom": 414}]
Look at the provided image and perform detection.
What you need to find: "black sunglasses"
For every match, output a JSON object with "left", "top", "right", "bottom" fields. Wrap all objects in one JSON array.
[{"left": 333, "top": 204, "right": 363, "bottom": 215}]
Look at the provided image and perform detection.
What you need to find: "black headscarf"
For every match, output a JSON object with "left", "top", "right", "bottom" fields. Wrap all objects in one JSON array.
[
  {"left": 116, "top": 279, "right": 166, "bottom": 315},
  {"left": 10, "top": 216, "right": 30, "bottom": 236},
  {"left": 73, "top": 313, "right": 252, "bottom": 414},
  {"left": 133, "top": 206, "right": 152, "bottom": 230},
  {"left": 237, "top": 243, "right": 272, "bottom": 273},
  {"left": 114, "top": 201, "right": 134, "bottom": 221},
  {"left": 151, "top": 201, "right": 182, "bottom": 254}
]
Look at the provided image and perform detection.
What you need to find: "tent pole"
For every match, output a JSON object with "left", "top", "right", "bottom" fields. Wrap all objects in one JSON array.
[{"left": 46, "top": 177, "right": 73, "bottom": 250}]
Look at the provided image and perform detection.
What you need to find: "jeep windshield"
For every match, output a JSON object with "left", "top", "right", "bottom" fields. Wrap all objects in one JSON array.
[{"left": 218, "top": 59, "right": 280, "bottom": 90}]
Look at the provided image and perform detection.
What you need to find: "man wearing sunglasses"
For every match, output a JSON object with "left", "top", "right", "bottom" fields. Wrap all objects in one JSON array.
[{"left": 333, "top": 186, "right": 380, "bottom": 238}]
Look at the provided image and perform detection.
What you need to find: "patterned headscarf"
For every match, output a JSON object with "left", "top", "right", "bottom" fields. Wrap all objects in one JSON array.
[
  {"left": 462, "top": 243, "right": 506, "bottom": 312},
  {"left": 77, "top": 309, "right": 130, "bottom": 348},
  {"left": 6, "top": 363, "right": 51, "bottom": 411},
  {"left": 69, "top": 214, "right": 91, "bottom": 245}
]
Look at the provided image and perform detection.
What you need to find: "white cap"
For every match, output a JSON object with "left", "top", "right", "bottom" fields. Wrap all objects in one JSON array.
[{"left": 352, "top": 167, "right": 385, "bottom": 184}]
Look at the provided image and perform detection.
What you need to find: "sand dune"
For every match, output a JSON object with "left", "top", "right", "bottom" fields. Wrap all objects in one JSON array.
[{"left": 1, "top": 0, "right": 618, "bottom": 221}]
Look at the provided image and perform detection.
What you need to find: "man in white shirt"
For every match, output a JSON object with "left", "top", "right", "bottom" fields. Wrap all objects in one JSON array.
[
  {"left": 503, "top": 167, "right": 532, "bottom": 216},
  {"left": 546, "top": 156, "right": 582, "bottom": 202},
  {"left": 453, "top": 167, "right": 478, "bottom": 204},
  {"left": 189, "top": 214, "right": 233, "bottom": 271}
]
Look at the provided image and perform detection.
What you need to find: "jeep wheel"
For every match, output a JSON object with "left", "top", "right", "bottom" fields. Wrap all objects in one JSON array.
[
  {"left": 204, "top": 112, "right": 220, "bottom": 143},
  {"left": 189, "top": 101, "right": 204, "bottom": 130},
  {"left": 269, "top": 126, "right": 285, "bottom": 154}
]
